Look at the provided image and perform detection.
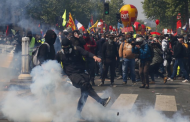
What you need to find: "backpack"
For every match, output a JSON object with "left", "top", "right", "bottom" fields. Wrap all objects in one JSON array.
[{"left": 32, "top": 43, "right": 50, "bottom": 66}]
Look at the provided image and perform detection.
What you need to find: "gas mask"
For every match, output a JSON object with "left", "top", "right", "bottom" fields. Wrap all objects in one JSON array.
[{"left": 62, "top": 45, "right": 73, "bottom": 56}]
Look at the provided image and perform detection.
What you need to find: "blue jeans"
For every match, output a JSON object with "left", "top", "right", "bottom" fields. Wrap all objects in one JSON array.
[
  {"left": 171, "top": 58, "right": 189, "bottom": 79},
  {"left": 122, "top": 58, "right": 136, "bottom": 82}
]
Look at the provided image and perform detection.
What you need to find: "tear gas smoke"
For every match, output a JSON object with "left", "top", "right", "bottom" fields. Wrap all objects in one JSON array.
[{"left": 1, "top": 60, "right": 190, "bottom": 122}]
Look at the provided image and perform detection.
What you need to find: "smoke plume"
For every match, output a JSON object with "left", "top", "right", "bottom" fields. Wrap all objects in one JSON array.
[{"left": 0, "top": 60, "right": 190, "bottom": 122}]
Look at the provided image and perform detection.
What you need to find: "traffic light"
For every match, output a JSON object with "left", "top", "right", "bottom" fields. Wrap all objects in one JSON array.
[
  {"left": 104, "top": 3, "right": 109, "bottom": 15},
  {"left": 116, "top": 13, "right": 121, "bottom": 23}
]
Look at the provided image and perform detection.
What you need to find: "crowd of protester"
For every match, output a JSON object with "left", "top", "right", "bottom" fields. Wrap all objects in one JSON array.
[{"left": 2, "top": 27, "right": 190, "bottom": 89}]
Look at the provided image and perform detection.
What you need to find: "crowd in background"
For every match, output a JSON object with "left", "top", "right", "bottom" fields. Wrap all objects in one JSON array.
[{"left": 1, "top": 27, "right": 190, "bottom": 89}]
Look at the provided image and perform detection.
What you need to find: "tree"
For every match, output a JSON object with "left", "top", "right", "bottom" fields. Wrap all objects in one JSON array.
[
  {"left": 142, "top": 0, "right": 190, "bottom": 31},
  {"left": 27, "top": 0, "right": 124, "bottom": 28}
]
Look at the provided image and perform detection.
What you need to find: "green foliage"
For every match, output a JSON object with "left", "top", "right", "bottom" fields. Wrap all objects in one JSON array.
[
  {"left": 142, "top": 0, "right": 190, "bottom": 30},
  {"left": 27, "top": 0, "right": 124, "bottom": 27}
]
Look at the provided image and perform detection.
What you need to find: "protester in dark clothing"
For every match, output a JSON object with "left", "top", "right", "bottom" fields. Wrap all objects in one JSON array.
[
  {"left": 149, "top": 42, "right": 167, "bottom": 84},
  {"left": 38, "top": 30, "right": 56, "bottom": 64},
  {"left": 95, "top": 34, "right": 106, "bottom": 77},
  {"left": 132, "top": 37, "right": 152, "bottom": 89},
  {"left": 99, "top": 35, "right": 119, "bottom": 86},
  {"left": 55, "top": 37, "right": 110, "bottom": 119},
  {"left": 70, "top": 30, "right": 86, "bottom": 48},
  {"left": 167, "top": 36, "right": 189, "bottom": 83},
  {"left": 83, "top": 31, "right": 97, "bottom": 85}
]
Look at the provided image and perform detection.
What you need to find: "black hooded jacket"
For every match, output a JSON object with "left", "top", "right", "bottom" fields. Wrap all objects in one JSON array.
[
  {"left": 38, "top": 30, "right": 57, "bottom": 64},
  {"left": 70, "top": 36, "right": 86, "bottom": 48}
]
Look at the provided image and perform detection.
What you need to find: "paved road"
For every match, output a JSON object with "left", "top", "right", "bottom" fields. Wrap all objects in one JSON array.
[
  {"left": 0, "top": 77, "right": 189, "bottom": 122},
  {"left": 93, "top": 77, "right": 190, "bottom": 119}
]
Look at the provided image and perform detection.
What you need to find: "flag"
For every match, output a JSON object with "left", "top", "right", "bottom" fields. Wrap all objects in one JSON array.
[
  {"left": 68, "top": 13, "right": 76, "bottom": 31},
  {"left": 90, "top": 15, "right": 94, "bottom": 25},
  {"left": 91, "top": 20, "right": 98, "bottom": 28},
  {"left": 6, "top": 25, "right": 9, "bottom": 36},
  {"left": 88, "top": 22, "right": 91, "bottom": 29},
  {"left": 117, "top": 22, "right": 124, "bottom": 29},
  {"left": 132, "top": 25, "right": 136, "bottom": 34},
  {"left": 75, "top": 19, "right": 85, "bottom": 31},
  {"left": 182, "top": 23, "right": 187, "bottom": 31},
  {"left": 170, "top": 29, "right": 174, "bottom": 34},
  {"left": 11, "top": 29, "right": 16, "bottom": 35},
  {"left": 62, "top": 10, "right": 67, "bottom": 26}
]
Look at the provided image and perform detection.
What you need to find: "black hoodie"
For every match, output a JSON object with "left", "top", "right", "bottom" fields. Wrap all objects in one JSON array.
[{"left": 38, "top": 30, "right": 57, "bottom": 64}]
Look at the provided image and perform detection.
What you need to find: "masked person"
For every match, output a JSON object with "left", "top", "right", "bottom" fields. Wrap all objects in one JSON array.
[
  {"left": 167, "top": 36, "right": 189, "bottom": 83},
  {"left": 119, "top": 33, "right": 136, "bottom": 85},
  {"left": 55, "top": 37, "right": 111, "bottom": 119},
  {"left": 70, "top": 30, "right": 86, "bottom": 48},
  {"left": 83, "top": 30, "right": 97, "bottom": 86},
  {"left": 38, "top": 30, "right": 57, "bottom": 64},
  {"left": 99, "top": 35, "right": 119, "bottom": 86},
  {"left": 132, "top": 37, "right": 152, "bottom": 89}
]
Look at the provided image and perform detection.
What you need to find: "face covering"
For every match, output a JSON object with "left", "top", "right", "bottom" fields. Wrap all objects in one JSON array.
[
  {"left": 128, "top": 38, "right": 132, "bottom": 43},
  {"left": 108, "top": 39, "right": 113, "bottom": 44},
  {"left": 63, "top": 47, "right": 72, "bottom": 56}
]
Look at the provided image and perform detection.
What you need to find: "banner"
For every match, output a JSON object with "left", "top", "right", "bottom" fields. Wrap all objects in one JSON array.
[
  {"left": 62, "top": 10, "right": 67, "bottom": 26},
  {"left": 68, "top": 13, "right": 76, "bottom": 31}
]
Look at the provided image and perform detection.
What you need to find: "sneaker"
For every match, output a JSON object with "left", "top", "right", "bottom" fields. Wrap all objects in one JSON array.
[
  {"left": 164, "top": 77, "right": 167, "bottom": 84},
  {"left": 101, "top": 97, "right": 111, "bottom": 107},
  {"left": 122, "top": 82, "right": 127, "bottom": 85},
  {"left": 98, "top": 82, "right": 104, "bottom": 86},
  {"left": 132, "top": 82, "right": 137, "bottom": 86},
  {"left": 149, "top": 81, "right": 155, "bottom": 84},
  {"left": 167, "top": 78, "right": 173, "bottom": 82},
  {"left": 182, "top": 79, "right": 189, "bottom": 83},
  {"left": 145, "top": 85, "right": 149, "bottom": 89},
  {"left": 117, "top": 76, "right": 122, "bottom": 80}
]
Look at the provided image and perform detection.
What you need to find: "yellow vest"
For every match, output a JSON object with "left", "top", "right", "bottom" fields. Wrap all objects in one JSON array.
[{"left": 29, "top": 37, "right": 35, "bottom": 56}]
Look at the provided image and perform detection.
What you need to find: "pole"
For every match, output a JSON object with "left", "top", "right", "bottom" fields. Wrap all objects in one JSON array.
[{"left": 18, "top": 37, "right": 32, "bottom": 80}]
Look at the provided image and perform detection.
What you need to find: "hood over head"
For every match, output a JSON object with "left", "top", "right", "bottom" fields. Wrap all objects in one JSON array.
[{"left": 45, "top": 30, "right": 57, "bottom": 45}]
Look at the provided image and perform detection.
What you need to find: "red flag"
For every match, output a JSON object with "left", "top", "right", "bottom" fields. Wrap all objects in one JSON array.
[
  {"left": 6, "top": 25, "right": 9, "bottom": 36},
  {"left": 100, "top": 19, "right": 104, "bottom": 33},
  {"left": 90, "top": 15, "right": 94, "bottom": 25}
]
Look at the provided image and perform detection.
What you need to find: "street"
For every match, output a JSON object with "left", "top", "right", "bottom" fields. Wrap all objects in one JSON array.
[{"left": 0, "top": 77, "right": 190, "bottom": 122}]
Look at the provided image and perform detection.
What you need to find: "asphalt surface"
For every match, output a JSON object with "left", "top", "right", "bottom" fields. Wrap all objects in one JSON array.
[{"left": 0, "top": 76, "right": 190, "bottom": 122}]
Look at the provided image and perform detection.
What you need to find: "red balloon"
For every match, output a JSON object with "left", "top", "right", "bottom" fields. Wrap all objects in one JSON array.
[
  {"left": 155, "top": 19, "right": 160, "bottom": 25},
  {"left": 134, "top": 22, "right": 141, "bottom": 31},
  {"left": 109, "top": 25, "right": 113, "bottom": 30}
]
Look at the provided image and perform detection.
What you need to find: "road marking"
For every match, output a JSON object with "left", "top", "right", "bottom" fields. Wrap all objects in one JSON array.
[
  {"left": 111, "top": 94, "right": 138, "bottom": 109},
  {"left": 155, "top": 95, "right": 177, "bottom": 111}
]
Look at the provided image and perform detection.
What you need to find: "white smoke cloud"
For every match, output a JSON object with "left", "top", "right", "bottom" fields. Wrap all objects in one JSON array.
[{"left": 1, "top": 60, "right": 190, "bottom": 122}]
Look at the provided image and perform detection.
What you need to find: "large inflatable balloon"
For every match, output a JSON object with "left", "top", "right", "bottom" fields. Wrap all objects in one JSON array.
[
  {"left": 120, "top": 4, "right": 138, "bottom": 27},
  {"left": 134, "top": 22, "right": 141, "bottom": 31}
]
